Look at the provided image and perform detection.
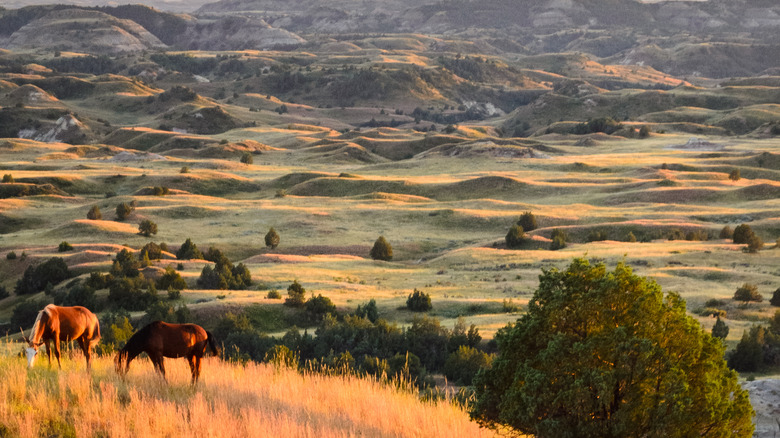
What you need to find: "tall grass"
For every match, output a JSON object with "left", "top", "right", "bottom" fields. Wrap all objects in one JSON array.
[{"left": 0, "top": 343, "right": 497, "bottom": 438}]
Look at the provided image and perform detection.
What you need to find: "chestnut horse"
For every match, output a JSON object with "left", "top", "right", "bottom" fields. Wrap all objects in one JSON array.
[
  {"left": 21, "top": 304, "right": 101, "bottom": 370},
  {"left": 115, "top": 321, "right": 219, "bottom": 384}
]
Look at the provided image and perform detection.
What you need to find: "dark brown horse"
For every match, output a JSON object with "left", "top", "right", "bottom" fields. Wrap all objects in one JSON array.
[
  {"left": 21, "top": 304, "right": 101, "bottom": 370},
  {"left": 115, "top": 321, "right": 219, "bottom": 384}
]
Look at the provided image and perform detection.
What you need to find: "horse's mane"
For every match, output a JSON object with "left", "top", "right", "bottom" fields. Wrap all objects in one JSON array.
[
  {"left": 120, "top": 321, "right": 157, "bottom": 353},
  {"left": 29, "top": 304, "right": 56, "bottom": 345}
]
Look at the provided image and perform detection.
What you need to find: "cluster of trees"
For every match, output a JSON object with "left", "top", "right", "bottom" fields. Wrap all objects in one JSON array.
[
  {"left": 732, "top": 223, "right": 764, "bottom": 253},
  {"left": 196, "top": 246, "right": 252, "bottom": 290},
  {"left": 505, "top": 211, "right": 536, "bottom": 249},
  {"left": 574, "top": 117, "right": 623, "bottom": 135},
  {"left": 217, "top": 306, "right": 488, "bottom": 387},
  {"left": 14, "top": 257, "right": 71, "bottom": 295},
  {"left": 728, "top": 310, "right": 780, "bottom": 372}
]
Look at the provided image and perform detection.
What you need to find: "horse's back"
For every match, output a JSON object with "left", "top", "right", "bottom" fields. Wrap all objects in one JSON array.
[
  {"left": 47, "top": 305, "right": 100, "bottom": 341},
  {"left": 146, "top": 322, "right": 209, "bottom": 357}
]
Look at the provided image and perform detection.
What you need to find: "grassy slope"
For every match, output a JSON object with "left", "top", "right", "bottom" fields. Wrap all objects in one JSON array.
[{"left": 0, "top": 344, "right": 499, "bottom": 438}]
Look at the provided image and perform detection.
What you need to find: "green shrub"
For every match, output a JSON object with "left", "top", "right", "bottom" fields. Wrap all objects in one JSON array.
[
  {"left": 305, "top": 294, "right": 337, "bottom": 320},
  {"left": 0, "top": 286, "right": 9, "bottom": 300},
  {"left": 407, "top": 289, "right": 432, "bottom": 312},
  {"left": 729, "top": 169, "right": 741, "bottom": 181},
  {"left": 240, "top": 152, "right": 254, "bottom": 164},
  {"left": 733, "top": 283, "right": 762, "bottom": 304},
  {"left": 12, "top": 298, "right": 48, "bottom": 329},
  {"left": 265, "top": 227, "right": 280, "bottom": 249},
  {"left": 58, "top": 241, "right": 73, "bottom": 252},
  {"left": 87, "top": 205, "right": 102, "bottom": 220},
  {"left": 517, "top": 211, "right": 537, "bottom": 232},
  {"left": 744, "top": 234, "right": 764, "bottom": 253},
  {"left": 152, "top": 186, "right": 169, "bottom": 196},
  {"left": 355, "top": 299, "right": 379, "bottom": 323},
  {"left": 505, "top": 224, "right": 526, "bottom": 248},
  {"left": 6, "top": 251, "right": 16, "bottom": 260},
  {"left": 140, "top": 242, "right": 163, "bottom": 260},
  {"left": 15, "top": 257, "right": 71, "bottom": 295},
  {"left": 2, "top": 174, "right": 13, "bottom": 183},
  {"left": 586, "top": 229, "right": 608, "bottom": 242},
  {"left": 733, "top": 224, "right": 754, "bottom": 244},
  {"left": 284, "top": 280, "right": 306, "bottom": 307},
  {"left": 55, "top": 284, "right": 98, "bottom": 310},
  {"left": 138, "top": 219, "right": 158, "bottom": 237},
  {"left": 167, "top": 288, "right": 181, "bottom": 300},
  {"left": 115, "top": 202, "right": 135, "bottom": 221},
  {"left": 176, "top": 238, "right": 203, "bottom": 260},
  {"left": 157, "top": 266, "right": 186, "bottom": 290},
  {"left": 711, "top": 316, "right": 729, "bottom": 340},
  {"left": 770, "top": 288, "right": 780, "bottom": 307},
  {"left": 267, "top": 290, "right": 281, "bottom": 299},
  {"left": 370, "top": 236, "right": 393, "bottom": 261},
  {"left": 719, "top": 226, "right": 733, "bottom": 239},
  {"left": 444, "top": 345, "right": 493, "bottom": 386}
]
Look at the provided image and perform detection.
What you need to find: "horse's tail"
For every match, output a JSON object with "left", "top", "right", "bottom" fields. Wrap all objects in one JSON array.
[{"left": 206, "top": 331, "right": 220, "bottom": 357}]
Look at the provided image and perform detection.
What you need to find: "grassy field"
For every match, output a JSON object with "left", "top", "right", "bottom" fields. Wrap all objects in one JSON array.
[
  {"left": 1, "top": 131, "right": 778, "bottom": 343},
  {"left": 0, "top": 342, "right": 499, "bottom": 438}
]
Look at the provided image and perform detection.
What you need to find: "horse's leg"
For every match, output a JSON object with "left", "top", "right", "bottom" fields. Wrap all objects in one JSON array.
[
  {"left": 53, "top": 332, "right": 62, "bottom": 369},
  {"left": 195, "top": 355, "right": 202, "bottom": 384},
  {"left": 152, "top": 355, "right": 166, "bottom": 381},
  {"left": 45, "top": 340, "right": 52, "bottom": 368},
  {"left": 77, "top": 337, "right": 91, "bottom": 372},
  {"left": 188, "top": 356, "right": 197, "bottom": 385}
]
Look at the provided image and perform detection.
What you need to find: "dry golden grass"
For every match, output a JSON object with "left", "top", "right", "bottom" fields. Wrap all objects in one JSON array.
[{"left": 0, "top": 344, "right": 497, "bottom": 438}]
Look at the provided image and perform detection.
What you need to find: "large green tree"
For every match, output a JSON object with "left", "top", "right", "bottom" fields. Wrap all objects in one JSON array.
[{"left": 471, "top": 258, "right": 753, "bottom": 438}]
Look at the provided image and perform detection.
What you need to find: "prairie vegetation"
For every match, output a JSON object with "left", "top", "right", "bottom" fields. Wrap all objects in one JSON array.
[{"left": 0, "top": 345, "right": 495, "bottom": 438}]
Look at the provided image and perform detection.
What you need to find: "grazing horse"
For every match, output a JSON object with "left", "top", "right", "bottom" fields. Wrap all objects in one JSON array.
[
  {"left": 21, "top": 304, "right": 101, "bottom": 370},
  {"left": 115, "top": 321, "right": 219, "bottom": 384}
]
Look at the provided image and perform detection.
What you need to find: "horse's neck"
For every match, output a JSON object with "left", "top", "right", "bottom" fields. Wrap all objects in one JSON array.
[{"left": 30, "top": 309, "right": 53, "bottom": 344}]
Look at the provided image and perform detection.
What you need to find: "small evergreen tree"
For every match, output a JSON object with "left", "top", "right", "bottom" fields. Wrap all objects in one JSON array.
[
  {"left": 517, "top": 211, "right": 537, "bottom": 232},
  {"left": 58, "top": 241, "right": 73, "bottom": 252},
  {"left": 626, "top": 231, "right": 637, "bottom": 242},
  {"left": 712, "top": 316, "right": 729, "bottom": 340},
  {"left": 733, "top": 283, "right": 762, "bottom": 304},
  {"left": 719, "top": 225, "right": 733, "bottom": 239},
  {"left": 770, "top": 288, "right": 780, "bottom": 307},
  {"left": 176, "top": 238, "right": 203, "bottom": 260},
  {"left": 115, "top": 202, "right": 135, "bottom": 221},
  {"left": 727, "top": 326, "right": 766, "bottom": 372},
  {"left": 285, "top": 280, "right": 306, "bottom": 307},
  {"left": 732, "top": 224, "right": 754, "bottom": 244},
  {"left": 265, "top": 227, "right": 280, "bottom": 249},
  {"left": 138, "top": 219, "right": 158, "bottom": 237},
  {"left": 406, "top": 289, "right": 432, "bottom": 312},
  {"left": 140, "top": 242, "right": 162, "bottom": 260},
  {"left": 505, "top": 224, "right": 526, "bottom": 249},
  {"left": 355, "top": 299, "right": 379, "bottom": 323},
  {"left": 2, "top": 174, "right": 13, "bottom": 183},
  {"left": 744, "top": 234, "right": 764, "bottom": 253},
  {"left": 240, "top": 152, "right": 254, "bottom": 164},
  {"left": 370, "top": 236, "right": 393, "bottom": 261},
  {"left": 87, "top": 205, "right": 102, "bottom": 220},
  {"left": 729, "top": 169, "right": 741, "bottom": 181},
  {"left": 638, "top": 125, "right": 651, "bottom": 138}
]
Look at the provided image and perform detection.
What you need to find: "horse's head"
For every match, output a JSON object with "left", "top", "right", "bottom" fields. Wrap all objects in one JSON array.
[{"left": 20, "top": 327, "right": 39, "bottom": 369}]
